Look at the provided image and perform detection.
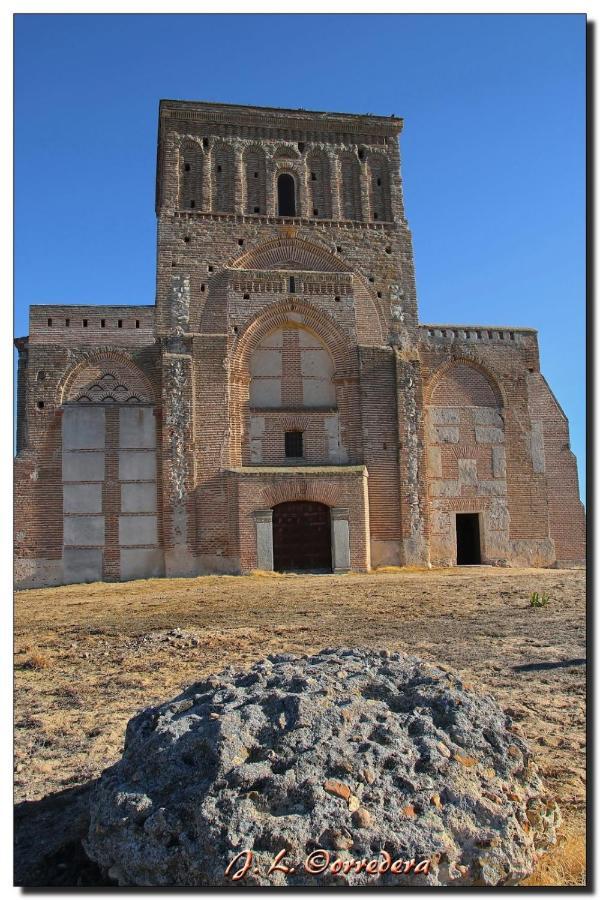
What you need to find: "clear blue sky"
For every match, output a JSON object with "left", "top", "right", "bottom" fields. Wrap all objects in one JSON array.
[{"left": 14, "top": 14, "right": 586, "bottom": 499}]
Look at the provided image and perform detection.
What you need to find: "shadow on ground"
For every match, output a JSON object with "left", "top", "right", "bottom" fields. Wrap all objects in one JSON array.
[{"left": 14, "top": 780, "right": 110, "bottom": 887}]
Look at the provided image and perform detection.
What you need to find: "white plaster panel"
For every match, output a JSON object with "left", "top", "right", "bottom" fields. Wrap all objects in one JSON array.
[
  {"left": 63, "top": 483, "right": 103, "bottom": 514},
  {"left": 298, "top": 329, "right": 322, "bottom": 348},
  {"left": 302, "top": 378, "right": 336, "bottom": 407},
  {"left": 63, "top": 516, "right": 105, "bottom": 546},
  {"left": 63, "top": 547, "right": 103, "bottom": 584},
  {"left": 251, "top": 349, "right": 282, "bottom": 377},
  {"left": 121, "top": 483, "right": 157, "bottom": 513},
  {"left": 300, "top": 349, "right": 334, "bottom": 378},
  {"left": 250, "top": 379, "right": 281, "bottom": 407},
  {"left": 62, "top": 407, "right": 105, "bottom": 450},
  {"left": 119, "top": 515, "right": 158, "bottom": 546},
  {"left": 118, "top": 450, "right": 157, "bottom": 481},
  {"left": 62, "top": 451, "right": 105, "bottom": 482},
  {"left": 119, "top": 407, "right": 156, "bottom": 449},
  {"left": 120, "top": 548, "right": 164, "bottom": 581}
]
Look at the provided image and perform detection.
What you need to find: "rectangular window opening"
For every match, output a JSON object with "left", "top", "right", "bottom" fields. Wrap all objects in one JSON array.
[{"left": 285, "top": 431, "right": 304, "bottom": 459}]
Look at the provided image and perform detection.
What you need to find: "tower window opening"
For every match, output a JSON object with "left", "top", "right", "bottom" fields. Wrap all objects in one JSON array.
[
  {"left": 277, "top": 173, "right": 296, "bottom": 216},
  {"left": 201, "top": 284, "right": 206, "bottom": 292},
  {"left": 65, "top": 318, "right": 70, "bottom": 327},
  {"left": 83, "top": 319, "right": 88, "bottom": 327},
  {"left": 47, "top": 318, "right": 52, "bottom": 327},
  {"left": 285, "top": 431, "right": 304, "bottom": 458},
  {"left": 184, "top": 163, "right": 191, "bottom": 172},
  {"left": 37, "top": 401, "right": 45, "bottom": 410},
  {"left": 243, "top": 293, "right": 250, "bottom": 300},
  {"left": 238, "top": 238, "right": 244, "bottom": 246},
  {"left": 289, "top": 276, "right": 296, "bottom": 294},
  {"left": 203, "top": 137, "right": 209, "bottom": 148},
  {"left": 254, "top": 171, "right": 259, "bottom": 178},
  {"left": 373, "top": 212, "right": 379, "bottom": 220},
  {"left": 135, "top": 320, "right": 140, "bottom": 328},
  {"left": 254, "top": 206, "right": 260, "bottom": 213},
  {"left": 217, "top": 165, "right": 222, "bottom": 172},
  {"left": 311, "top": 172, "right": 316, "bottom": 181},
  {"left": 101, "top": 319, "right": 106, "bottom": 328},
  {"left": 377, "top": 177, "right": 382, "bottom": 186},
  {"left": 297, "top": 142, "right": 305, "bottom": 152},
  {"left": 190, "top": 200, "right": 195, "bottom": 208},
  {"left": 118, "top": 319, "right": 123, "bottom": 328},
  {"left": 313, "top": 208, "right": 318, "bottom": 216}
]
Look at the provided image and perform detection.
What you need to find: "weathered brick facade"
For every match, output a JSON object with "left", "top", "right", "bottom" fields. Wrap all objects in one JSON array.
[{"left": 14, "top": 100, "right": 585, "bottom": 587}]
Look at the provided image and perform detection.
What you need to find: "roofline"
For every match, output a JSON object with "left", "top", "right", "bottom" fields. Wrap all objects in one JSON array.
[
  {"left": 159, "top": 98, "right": 403, "bottom": 132},
  {"left": 420, "top": 323, "right": 538, "bottom": 334}
]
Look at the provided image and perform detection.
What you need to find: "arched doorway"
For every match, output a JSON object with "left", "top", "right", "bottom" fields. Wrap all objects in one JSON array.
[
  {"left": 277, "top": 173, "right": 296, "bottom": 216},
  {"left": 273, "top": 501, "right": 331, "bottom": 572}
]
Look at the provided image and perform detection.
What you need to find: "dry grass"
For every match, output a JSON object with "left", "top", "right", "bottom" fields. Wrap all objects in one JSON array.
[
  {"left": 22, "top": 650, "right": 52, "bottom": 670},
  {"left": 14, "top": 567, "right": 586, "bottom": 886},
  {"left": 521, "top": 816, "right": 586, "bottom": 886}
]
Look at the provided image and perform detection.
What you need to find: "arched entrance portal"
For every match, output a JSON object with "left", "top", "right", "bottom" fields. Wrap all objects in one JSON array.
[{"left": 272, "top": 501, "right": 332, "bottom": 572}]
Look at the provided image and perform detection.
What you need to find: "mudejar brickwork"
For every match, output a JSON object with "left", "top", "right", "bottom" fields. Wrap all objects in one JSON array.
[{"left": 14, "top": 100, "right": 586, "bottom": 587}]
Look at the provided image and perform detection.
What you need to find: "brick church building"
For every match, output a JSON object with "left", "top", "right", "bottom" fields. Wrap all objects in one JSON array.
[{"left": 14, "top": 100, "right": 585, "bottom": 587}]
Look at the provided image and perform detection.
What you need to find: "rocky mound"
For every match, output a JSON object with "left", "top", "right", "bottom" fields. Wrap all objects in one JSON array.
[{"left": 84, "top": 648, "right": 559, "bottom": 886}]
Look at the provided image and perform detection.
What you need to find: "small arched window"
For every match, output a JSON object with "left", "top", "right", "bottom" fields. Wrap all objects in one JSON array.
[{"left": 277, "top": 173, "right": 296, "bottom": 217}]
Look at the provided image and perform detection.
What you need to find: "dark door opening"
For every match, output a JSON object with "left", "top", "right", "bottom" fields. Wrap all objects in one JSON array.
[
  {"left": 456, "top": 513, "right": 481, "bottom": 565},
  {"left": 273, "top": 501, "right": 331, "bottom": 572},
  {"left": 277, "top": 173, "right": 296, "bottom": 216}
]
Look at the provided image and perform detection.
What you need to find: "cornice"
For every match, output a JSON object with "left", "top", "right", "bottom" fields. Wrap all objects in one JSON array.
[{"left": 159, "top": 99, "right": 403, "bottom": 139}]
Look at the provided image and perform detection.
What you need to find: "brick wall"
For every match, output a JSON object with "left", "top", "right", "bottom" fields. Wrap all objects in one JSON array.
[{"left": 14, "top": 100, "right": 585, "bottom": 587}]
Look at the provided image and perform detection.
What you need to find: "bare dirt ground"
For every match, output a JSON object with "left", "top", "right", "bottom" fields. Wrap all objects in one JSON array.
[{"left": 14, "top": 567, "right": 586, "bottom": 886}]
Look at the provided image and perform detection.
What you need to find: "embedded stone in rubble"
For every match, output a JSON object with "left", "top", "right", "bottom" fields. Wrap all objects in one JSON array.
[{"left": 84, "top": 648, "right": 560, "bottom": 887}]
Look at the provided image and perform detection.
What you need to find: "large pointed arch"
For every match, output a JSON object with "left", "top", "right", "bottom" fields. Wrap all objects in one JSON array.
[
  {"left": 58, "top": 351, "right": 156, "bottom": 405},
  {"left": 230, "top": 296, "right": 359, "bottom": 381},
  {"left": 229, "top": 236, "right": 352, "bottom": 273}
]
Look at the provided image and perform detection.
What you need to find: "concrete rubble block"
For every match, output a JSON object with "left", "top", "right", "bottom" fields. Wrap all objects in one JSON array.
[
  {"left": 529, "top": 421, "right": 546, "bottom": 474},
  {"left": 253, "top": 509, "right": 273, "bottom": 570},
  {"left": 435, "top": 426, "right": 460, "bottom": 444},
  {"left": 119, "top": 408, "right": 156, "bottom": 449},
  {"left": 62, "top": 451, "right": 105, "bottom": 482},
  {"left": 492, "top": 446, "right": 507, "bottom": 479},
  {"left": 475, "top": 426, "right": 504, "bottom": 444},
  {"left": 427, "top": 446, "right": 442, "bottom": 478},
  {"left": 62, "top": 407, "right": 106, "bottom": 450},
  {"left": 85, "top": 648, "right": 560, "bottom": 887},
  {"left": 428, "top": 407, "right": 460, "bottom": 425},
  {"left": 429, "top": 480, "right": 460, "bottom": 497},
  {"left": 119, "top": 515, "right": 158, "bottom": 546},
  {"left": 472, "top": 407, "right": 503, "bottom": 427},
  {"left": 331, "top": 507, "right": 351, "bottom": 573},
  {"left": 458, "top": 458, "right": 478, "bottom": 485}
]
